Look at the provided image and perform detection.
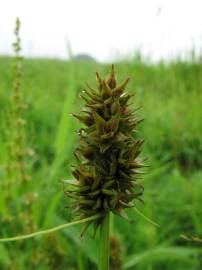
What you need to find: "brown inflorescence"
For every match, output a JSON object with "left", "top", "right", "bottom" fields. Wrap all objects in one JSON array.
[{"left": 65, "top": 65, "right": 144, "bottom": 232}]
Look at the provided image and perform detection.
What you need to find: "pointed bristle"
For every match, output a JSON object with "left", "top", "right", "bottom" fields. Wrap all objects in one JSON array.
[
  {"left": 95, "top": 72, "right": 103, "bottom": 90},
  {"left": 107, "top": 64, "right": 116, "bottom": 89}
]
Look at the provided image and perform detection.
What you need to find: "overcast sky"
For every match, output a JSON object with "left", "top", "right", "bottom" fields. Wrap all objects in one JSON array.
[{"left": 0, "top": 0, "right": 202, "bottom": 62}]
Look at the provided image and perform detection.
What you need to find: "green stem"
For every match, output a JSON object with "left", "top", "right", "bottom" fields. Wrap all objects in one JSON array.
[
  {"left": 110, "top": 213, "right": 114, "bottom": 234},
  {"left": 98, "top": 213, "right": 110, "bottom": 270}
]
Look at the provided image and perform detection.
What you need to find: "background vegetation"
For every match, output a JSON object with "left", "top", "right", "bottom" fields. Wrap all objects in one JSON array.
[{"left": 0, "top": 54, "right": 202, "bottom": 269}]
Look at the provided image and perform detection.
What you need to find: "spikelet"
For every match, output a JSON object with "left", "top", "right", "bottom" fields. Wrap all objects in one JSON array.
[{"left": 65, "top": 65, "right": 144, "bottom": 233}]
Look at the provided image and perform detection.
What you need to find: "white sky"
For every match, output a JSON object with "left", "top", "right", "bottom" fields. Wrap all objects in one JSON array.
[{"left": 0, "top": 0, "right": 202, "bottom": 62}]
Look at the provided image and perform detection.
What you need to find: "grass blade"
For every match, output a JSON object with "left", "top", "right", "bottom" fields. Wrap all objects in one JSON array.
[
  {"left": 124, "top": 246, "right": 202, "bottom": 269},
  {"left": 0, "top": 214, "right": 103, "bottom": 243}
]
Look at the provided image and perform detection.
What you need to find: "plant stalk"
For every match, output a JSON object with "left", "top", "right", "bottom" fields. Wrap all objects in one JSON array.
[{"left": 98, "top": 213, "right": 110, "bottom": 270}]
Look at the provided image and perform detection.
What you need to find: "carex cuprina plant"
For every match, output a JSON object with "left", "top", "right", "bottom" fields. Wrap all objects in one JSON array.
[
  {"left": 64, "top": 65, "right": 145, "bottom": 269},
  {"left": 0, "top": 63, "right": 145, "bottom": 270}
]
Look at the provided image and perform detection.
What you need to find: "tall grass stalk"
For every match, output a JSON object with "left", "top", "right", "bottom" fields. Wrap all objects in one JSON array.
[
  {"left": 50, "top": 43, "right": 77, "bottom": 182},
  {"left": 12, "top": 17, "right": 29, "bottom": 185}
]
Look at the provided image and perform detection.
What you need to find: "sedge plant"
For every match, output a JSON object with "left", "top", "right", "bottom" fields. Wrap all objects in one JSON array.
[
  {"left": 0, "top": 65, "right": 145, "bottom": 270},
  {"left": 64, "top": 65, "right": 145, "bottom": 269}
]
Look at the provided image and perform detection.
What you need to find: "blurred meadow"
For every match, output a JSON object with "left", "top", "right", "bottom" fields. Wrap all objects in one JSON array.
[{"left": 0, "top": 51, "right": 202, "bottom": 269}]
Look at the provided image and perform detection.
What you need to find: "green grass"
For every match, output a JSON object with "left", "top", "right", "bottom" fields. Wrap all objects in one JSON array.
[{"left": 0, "top": 55, "right": 202, "bottom": 269}]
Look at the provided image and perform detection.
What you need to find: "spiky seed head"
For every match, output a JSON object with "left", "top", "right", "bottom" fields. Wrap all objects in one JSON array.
[{"left": 65, "top": 65, "right": 145, "bottom": 234}]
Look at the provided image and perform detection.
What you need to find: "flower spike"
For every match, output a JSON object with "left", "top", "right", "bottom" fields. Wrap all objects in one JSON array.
[{"left": 65, "top": 65, "right": 145, "bottom": 234}]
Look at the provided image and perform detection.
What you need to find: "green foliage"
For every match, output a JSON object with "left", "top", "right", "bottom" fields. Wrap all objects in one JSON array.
[{"left": 0, "top": 54, "right": 202, "bottom": 269}]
